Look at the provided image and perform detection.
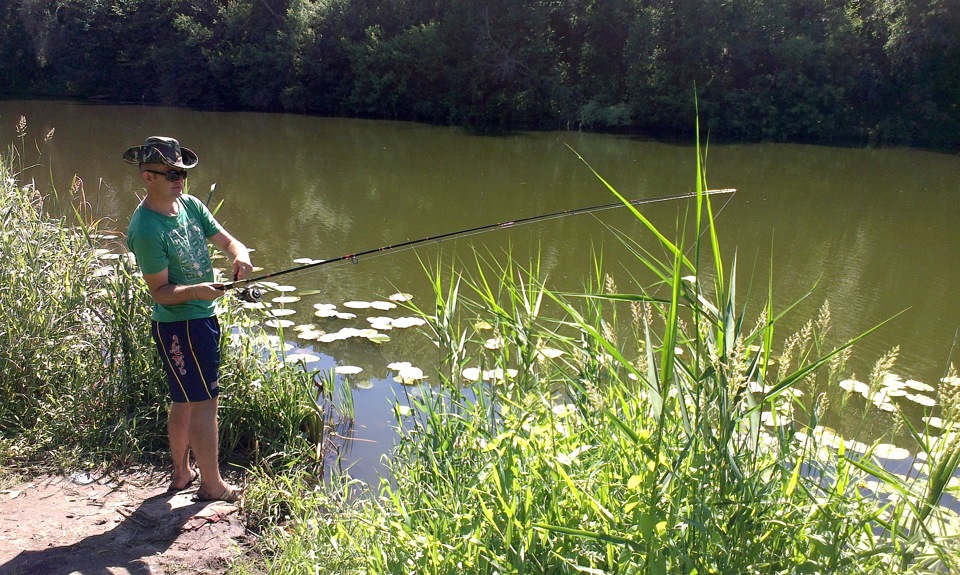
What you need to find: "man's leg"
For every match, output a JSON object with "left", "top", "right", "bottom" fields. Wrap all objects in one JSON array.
[
  {"left": 168, "top": 402, "right": 195, "bottom": 489},
  {"left": 190, "top": 397, "right": 234, "bottom": 499}
]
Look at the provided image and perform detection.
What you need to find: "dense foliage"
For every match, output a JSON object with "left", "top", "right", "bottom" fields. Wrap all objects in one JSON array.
[{"left": 1, "top": 0, "right": 958, "bottom": 150}]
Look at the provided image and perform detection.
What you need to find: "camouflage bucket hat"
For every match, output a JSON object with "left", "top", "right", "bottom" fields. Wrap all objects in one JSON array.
[{"left": 122, "top": 136, "right": 198, "bottom": 169}]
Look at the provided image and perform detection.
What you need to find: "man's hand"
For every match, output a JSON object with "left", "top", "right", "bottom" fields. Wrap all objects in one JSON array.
[{"left": 232, "top": 257, "right": 253, "bottom": 281}]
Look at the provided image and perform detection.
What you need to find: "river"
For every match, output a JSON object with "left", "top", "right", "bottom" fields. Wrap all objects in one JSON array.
[{"left": 3, "top": 99, "right": 959, "bottom": 484}]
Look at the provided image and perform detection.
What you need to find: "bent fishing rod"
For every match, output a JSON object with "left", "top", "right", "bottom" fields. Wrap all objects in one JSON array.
[{"left": 220, "top": 188, "right": 736, "bottom": 302}]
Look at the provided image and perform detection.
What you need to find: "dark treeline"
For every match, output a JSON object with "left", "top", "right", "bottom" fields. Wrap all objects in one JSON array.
[{"left": 1, "top": 0, "right": 959, "bottom": 150}]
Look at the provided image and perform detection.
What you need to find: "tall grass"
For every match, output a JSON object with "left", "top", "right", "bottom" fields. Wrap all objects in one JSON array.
[{"left": 245, "top": 141, "right": 960, "bottom": 574}]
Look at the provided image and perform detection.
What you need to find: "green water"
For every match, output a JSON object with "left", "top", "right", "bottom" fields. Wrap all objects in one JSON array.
[{"left": 4, "top": 100, "right": 959, "bottom": 483}]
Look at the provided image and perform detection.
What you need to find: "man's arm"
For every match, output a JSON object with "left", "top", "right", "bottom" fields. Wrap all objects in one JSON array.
[
  {"left": 142, "top": 268, "right": 224, "bottom": 304},
  {"left": 209, "top": 230, "right": 253, "bottom": 280}
]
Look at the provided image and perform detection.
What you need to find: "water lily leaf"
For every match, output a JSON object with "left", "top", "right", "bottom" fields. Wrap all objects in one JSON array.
[
  {"left": 839, "top": 379, "right": 870, "bottom": 394},
  {"left": 334, "top": 365, "right": 363, "bottom": 375},
  {"left": 272, "top": 296, "right": 301, "bottom": 304},
  {"left": 904, "top": 379, "right": 935, "bottom": 392},
  {"left": 874, "top": 443, "right": 911, "bottom": 460},
  {"left": 394, "top": 365, "right": 425, "bottom": 384},
  {"left": 293, "top": 257, "right": 324, "bottom": 265},
  {"left": 343, "top": 301, "right": 371, "bottom": 309},
  {"left": 370, "top": 300, "right": 397, "bottom": 310},
  {"left": 367, "top": 334, "right": 391, "bottom": 344},
  {"left": 314, "top": 309, "right": 339, "bottom": 318},
  {"left": 392, "top": 317, "right": 426, "bottom": 329},
  {"left": 389, "top": 292, "right": 413, "bottom": 302},
  {"left": 354, "top": 379, "right": 375, "bottom": 390},
  {"left": 335, "top": 312, "right": 357, "bottom": 320},
  {"left": 317, "top": 333, "right": 343, "bottom": 343},
  {"left": 537, "top": 347, "right": 564, "bottom": 359},
  {"left": 314, "top": 303, "right": 337, "bottom": 311},
  {"left": 484, "top": 336, "right": 504, "bottom": 350},
  {"left": 923, "top": 416, "right": 944, "bottom": 429},
  {"left": 264, "top": 319, "right": 296, "bottom": 329},
  {"left": 285, "top": 352, "right": 321, "bottom": 364},
  {"left": 905, "top": 393, "right": 936, "bottom": 407},
  {"left": 387, "top": 361, "right": 412, "bottom": 371},
  {"left": 297, "top": 330, "right": 324, "bottom": 341},
  {"left": 266, "top": 308, "right": 297, "bottom": 317},
  {"left": 462, "top": 367, "right": 482, "bottom": 381}
]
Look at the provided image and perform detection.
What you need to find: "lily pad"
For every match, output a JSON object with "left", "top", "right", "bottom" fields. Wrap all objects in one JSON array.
[
  {"left": 266, "top": 308, "right": 297, "bottom": 317},
  {"left": 394, "top": 365, "right": 425, "bottom": 384},
  {"left": 334, "top": 365, "right": 363, "bottom": 375},
  {"left": 264, "top": 319, "right": 296, "bottom": 329},
  {"left": 873, "top": 443, "right": 911, "bottom": 460},
  {"left": 367, "top": 333, "right": 391, "bottom": 344},
  {"left": 354, "top": 379, "right": 375, "bottom": 390},
  {"left": 389, "top": 292, "right": 413, "bottom": 302},
  {"left": 484, "top": 337, "right": 504, "bottom": 350},
  {"left": 905, "top": 393, "right": 937, "bottom": 407},
  {"left": 285, "top": 352, "right": 321, "bottom": 364},
  {"left": 462, "top": 367, "right": 482, "bottom": 381},
  {"left": 297, "top": 330, "right": 325, "bottom": 341},
  {"left": 370, "top": 300, "right": 397, "bottom": 310},
  {"left": 272, "top": 295, "right": 301, "bottom": 304},
  {"left": 392, "top": 317, "right": 426, "bottom": 329},
  {"left": 537, "top": 347, "right": 564, "bottom": 359},
  {"left": 839, "top": 379, "right": 870, "bottom": 395},
  {"left": 343, "top": 301, "right": 371, "bottom": 309},
  {"left": 922, "top": 416, "right": 944, "bottom": 429},
  {"left": 904, "top": 379, "right": 935, "bottom": 392}
]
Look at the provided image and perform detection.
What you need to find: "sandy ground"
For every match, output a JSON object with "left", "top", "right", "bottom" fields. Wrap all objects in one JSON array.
[{"left": 0, "top": 467, "right": 252, "bottom": 575}]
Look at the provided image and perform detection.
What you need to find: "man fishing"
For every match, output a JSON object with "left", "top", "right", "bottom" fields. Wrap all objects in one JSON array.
[{"left": 123, "top": 136, "right": 251, "bottom": 503}]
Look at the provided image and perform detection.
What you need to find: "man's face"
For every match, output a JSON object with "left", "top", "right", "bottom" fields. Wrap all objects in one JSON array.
[{"left": 142, "top": 162, "right": 188, "bottom": 197}]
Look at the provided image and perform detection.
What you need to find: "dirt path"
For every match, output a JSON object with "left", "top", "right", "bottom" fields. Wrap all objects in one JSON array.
[{"left": 0, "top": 467, "right": 251, "bottom": 574}]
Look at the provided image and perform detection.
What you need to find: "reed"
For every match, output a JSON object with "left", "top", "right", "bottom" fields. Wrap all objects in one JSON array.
[{"left": 241, "top": 139, "right": 960, "bottom": 574}]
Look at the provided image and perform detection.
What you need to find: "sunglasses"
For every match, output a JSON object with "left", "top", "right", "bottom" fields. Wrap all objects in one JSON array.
[{"left": 144, "top": 168, "right": 188, "bottom": 182}]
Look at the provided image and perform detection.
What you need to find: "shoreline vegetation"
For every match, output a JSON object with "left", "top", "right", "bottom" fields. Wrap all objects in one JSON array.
[
  {"left": 1, "top": 1, "right": 959, "bottom": 152},
  {"left": 4, "top": 127, "right": 960, "bottom": 574}
]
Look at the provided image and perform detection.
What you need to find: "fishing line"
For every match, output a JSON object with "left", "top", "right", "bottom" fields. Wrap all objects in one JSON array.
[{"left": 221, "top": 188, "right": 736, "bottom": 302}]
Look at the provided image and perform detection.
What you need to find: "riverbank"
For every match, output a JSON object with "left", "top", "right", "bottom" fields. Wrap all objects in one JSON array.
[{"left": 0, "top": 466, "right": 248, "bottom": 574}]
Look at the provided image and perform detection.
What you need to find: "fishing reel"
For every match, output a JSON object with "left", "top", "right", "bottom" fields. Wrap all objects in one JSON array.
[{"left": 236, "top": 286, "right": 263, "bottom": 303}]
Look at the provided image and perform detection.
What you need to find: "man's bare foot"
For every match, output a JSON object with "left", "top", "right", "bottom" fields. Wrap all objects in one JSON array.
[
  {"left": 167, "top": 468, "right": 199, "bottom": 492},
  {"left": 195, "top": 484, "right": 242, "bottom": 503}
]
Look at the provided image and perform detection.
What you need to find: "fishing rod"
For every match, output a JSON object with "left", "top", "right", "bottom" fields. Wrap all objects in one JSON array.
[{"left": 221, "top": 188, "right": 736, "bottom": 302}]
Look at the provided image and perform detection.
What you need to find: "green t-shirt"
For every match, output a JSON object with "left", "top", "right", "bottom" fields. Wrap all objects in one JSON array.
[{"left": 126, "top": 194, "right": 224, "bottom": 322}]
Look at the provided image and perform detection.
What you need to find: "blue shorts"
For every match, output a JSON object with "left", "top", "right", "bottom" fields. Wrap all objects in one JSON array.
[{"left": 151, "top": 317, "right": 221, "bottom": 403}]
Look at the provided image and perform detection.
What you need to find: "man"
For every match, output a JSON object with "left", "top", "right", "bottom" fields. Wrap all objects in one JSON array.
[{"left": 123, "top": 136, "right": 251, "bottom": 503}]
